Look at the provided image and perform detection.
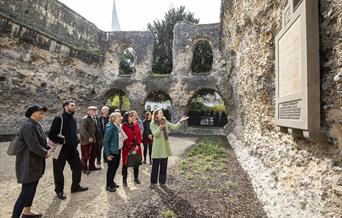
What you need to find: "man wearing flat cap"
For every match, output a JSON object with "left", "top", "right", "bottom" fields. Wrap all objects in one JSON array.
[
  {"left": 79, "top": 106, "right": 102, "bottom": 174},
  {"left": 48, "top": 100, "right": 88, "bottom": 200}
]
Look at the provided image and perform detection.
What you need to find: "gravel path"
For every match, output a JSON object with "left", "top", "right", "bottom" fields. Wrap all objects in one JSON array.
[
  {"left": 0, "top": 136, "right": 196, "bottom": 218},
  {"left": 0, "top": 136, "right": 266, "bottom": 217}
]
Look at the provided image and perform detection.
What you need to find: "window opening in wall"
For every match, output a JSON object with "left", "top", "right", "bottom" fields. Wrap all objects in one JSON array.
[
  {"left": 119, "top": 47, "right": 135, "bottom": 75},
  {"left": 191, "top": 41, "right": 213, "bottom": 73}
]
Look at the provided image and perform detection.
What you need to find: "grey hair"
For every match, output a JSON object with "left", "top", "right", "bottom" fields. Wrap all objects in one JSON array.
[
  {"left": 101, "top": 106, "right": 109, "bottom": 113},
  {"left": 109, "top": 112, "right": 121, "bottom": 122}
]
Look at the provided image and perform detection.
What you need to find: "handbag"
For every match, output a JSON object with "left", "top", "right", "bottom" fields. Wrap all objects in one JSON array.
[
  {"left": 127, "top": 150, "right": 142, "bottom": 167},
  {"left": 48, "top": 116, "right": 65, "bottom": 159},
  {"left": 7, "top": 134, "right": 20, "bottom": 156}
]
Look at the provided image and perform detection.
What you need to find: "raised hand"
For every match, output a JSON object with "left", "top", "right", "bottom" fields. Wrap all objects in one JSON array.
[{"left": 180, "top": 116, "right": 189, "bottom": 122}]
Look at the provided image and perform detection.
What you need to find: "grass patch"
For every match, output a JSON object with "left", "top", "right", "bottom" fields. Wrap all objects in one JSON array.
[
  {"left": 209, "top": 188, "right": 220, "bottom": 193},
  {"left": 186, "top": 173, "right": 194, "bottom": 180},
  {"left": 191, "top": 184, "right": 200, "bottom": 189},
  {"left": 176, "top": 168, "right": 185, "bottom": 174},
  {"left": 228, "top": 197, "right": 237, "bottom": 204},
  {"left": 179, "top": 137, "right": 229, "bottom": 176},
  {"left": 225, "top": 180, "right": 238, "bottom": 189},
  {"left": 163, "top": 209, "right": 176, "bottom": 218},
  {"left": 201, "top": 175, "right": 213, "bottom": 180},
  {"left": 220, "top": 172, "right": 229, "bottom": 176},
  {"left": 204, "top": 164, "right": 213, "bottom": 172}
]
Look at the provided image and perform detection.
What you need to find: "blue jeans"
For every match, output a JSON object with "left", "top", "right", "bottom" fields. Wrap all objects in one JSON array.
[{"left": 151, "top": 158, "right": 168, "bottom": 184}]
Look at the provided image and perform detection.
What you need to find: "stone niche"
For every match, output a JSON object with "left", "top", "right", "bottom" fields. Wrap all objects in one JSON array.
[{"left": 274, "top": 0, "right": 323, "bottom": 141}]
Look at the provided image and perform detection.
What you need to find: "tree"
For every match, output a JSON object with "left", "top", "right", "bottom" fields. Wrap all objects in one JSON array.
[
  {"left": 119, "top": 47, "right": 135, "bottom": 75},
  {"left": 105, "top": 90, "right": 131, "bottom": 111},
  {"left": 192, "top": 41, "right": 213, "bottom": 73},
  {"left": 148, "top": 6, "right": 199, "bottom": 74}
]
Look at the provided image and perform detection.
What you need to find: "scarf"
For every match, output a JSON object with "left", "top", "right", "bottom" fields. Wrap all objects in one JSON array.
[
  {"left": 155, "top": 117, "right": 168, "bottom": 141},
  {"left": 115, "top": 123, "right": 127, "bottom": 150}
]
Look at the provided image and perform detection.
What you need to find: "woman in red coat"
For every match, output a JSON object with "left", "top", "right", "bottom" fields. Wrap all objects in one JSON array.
[{"left": 121, "top": 111, "right": 143, "bottom": 186}]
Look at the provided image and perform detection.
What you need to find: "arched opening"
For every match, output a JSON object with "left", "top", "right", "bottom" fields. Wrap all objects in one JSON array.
[
  {"left": 191, "top": 40, "right": 213, "bottom": 73},
  {"left": 187, "top": 89, "right": 227, "bottom": 127},
  {"left": 105, "top": 89, "right": 131, "bottom": 113},
  {"left": 144, "top": 91, "right": 172, "bottom": 121},
  {"left": 119, "top": 47, "right": 135, "bottom": 75}
]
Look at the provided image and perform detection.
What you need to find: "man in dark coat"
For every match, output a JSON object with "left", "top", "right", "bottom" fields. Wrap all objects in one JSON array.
[
  {"left": 48, "top": 100, "right": 88, "bottom": 200},
  {"left": 97, "top": 106, "right": 109, "bottom": 164}
]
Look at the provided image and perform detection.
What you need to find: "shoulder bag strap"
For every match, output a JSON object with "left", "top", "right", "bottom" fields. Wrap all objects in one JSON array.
[{"left": 59, "top": 116, "right": 63, "bottom": 135}]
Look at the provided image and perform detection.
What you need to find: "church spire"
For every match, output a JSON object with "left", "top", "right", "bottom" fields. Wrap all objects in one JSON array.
[{"left": 112, "top": 0, "right": 120, "bottom": 31}]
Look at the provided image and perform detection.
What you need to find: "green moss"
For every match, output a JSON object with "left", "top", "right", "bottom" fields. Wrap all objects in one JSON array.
[{"left": 148, "top": 72, "right": 171, "bottom": 78}]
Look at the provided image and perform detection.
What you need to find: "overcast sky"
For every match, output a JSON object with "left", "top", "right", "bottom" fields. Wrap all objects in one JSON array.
[{"left": 59, "top": 0, "right": 221, "bottom": 31}]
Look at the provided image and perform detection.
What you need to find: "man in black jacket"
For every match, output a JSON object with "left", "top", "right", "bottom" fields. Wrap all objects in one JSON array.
[{"left": 48, "top": 100, "right": 88, "bottom": 200}]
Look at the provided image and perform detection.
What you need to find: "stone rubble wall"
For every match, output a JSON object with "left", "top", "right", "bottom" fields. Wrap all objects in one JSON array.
[
  {"left": 0, "top": 0, "right": 103, "bottom": 49},
  {"left": 0, "top": 3, "right": 229, "bottom": 136},
  {"left": 220, "top": 0, "right": 342, "bottom": 217}
]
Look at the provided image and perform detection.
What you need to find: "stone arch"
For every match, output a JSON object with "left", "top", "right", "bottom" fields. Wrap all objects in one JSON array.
[
  {"left": 143, "top": 90, "right": 173, "bottom": 120},
  {"left": 114, "top": 42, "right": 132, "bottom": 57},
  {"left": 185, "top": 88, "right": 228, "bottom": 127},
  {"left": 102, "top": 88, "right": 132, "bottom": 113},
  {"left": 110, "top": 42, "right": 136, "bottom": 76},
  {"left": 191, "top": 39, "right": 213, "bottom": 74}
]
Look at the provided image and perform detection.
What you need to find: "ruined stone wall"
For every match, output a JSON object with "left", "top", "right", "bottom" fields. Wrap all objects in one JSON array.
[
  {"left": 170, "top": 21, "right": 232, "bottom": 134},
  {"left": 0, "top": 1, "right": 228, "bottom": 137},
  {"left": 221, "top": 0, "right": 342, "bottom": 217},
  {"left": 0, "top": 0, "right": 103, "bottom": 49},
  {"left": 0, "top": 18, "right": 104, "bottom": 134},
  {"left": 0, "top": 7, "right": 154, "bottom": 135}
]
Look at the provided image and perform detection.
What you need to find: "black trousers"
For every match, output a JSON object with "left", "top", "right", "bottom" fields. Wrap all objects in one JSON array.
[
  {"left": 122, "top": 165, "right": 139, "bottom": 181},
  {"left": 143, "top": 143, "right": 152, "bottom": 162},
  {"left": 53, "top": 148, "right": 82, "bottom": 193},
  {"left": 12, "top": 181, "right": 39, "bottom": 218},
  {"left": 95, "top": 143, "right": 102, "bottom": 163},
  {"left": 106, "top": 152, "right": 121, "bottom": 188},
  {"left": 151, "top": 158, "right": 168, "bottom": 184}
]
